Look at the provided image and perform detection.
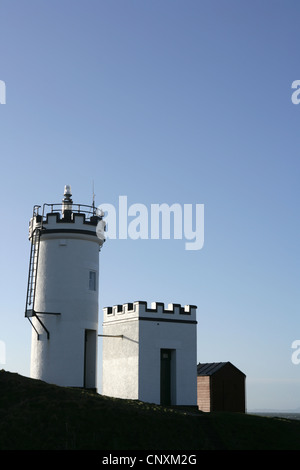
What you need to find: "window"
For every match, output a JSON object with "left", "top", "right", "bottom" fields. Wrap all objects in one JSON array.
[{"left": 89, "top": 271, "right": 96, "bottom": 291}]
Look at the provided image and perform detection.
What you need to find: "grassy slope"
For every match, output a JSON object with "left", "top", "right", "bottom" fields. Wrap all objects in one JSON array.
[{"left": 0, "top": 369, "right": 299, "bottom": 450}]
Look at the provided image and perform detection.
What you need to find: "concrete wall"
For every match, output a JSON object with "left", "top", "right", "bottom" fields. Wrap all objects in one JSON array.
[{"left": 102, "top": 306, "right": 139, "bottom": 399}]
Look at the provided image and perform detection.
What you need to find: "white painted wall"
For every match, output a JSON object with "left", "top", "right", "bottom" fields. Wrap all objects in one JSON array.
[
  {"left": 138, "top": 317, "right": 197, "bottom": 405},
  {"left": 102, "top": 301, "right": 197, "bottom": 406},
  {"left": 30, "top": 212, "right": 103, "bottom": 388},
  {"left": 102, "top": 312, "right": 139, "bottom": 399}
]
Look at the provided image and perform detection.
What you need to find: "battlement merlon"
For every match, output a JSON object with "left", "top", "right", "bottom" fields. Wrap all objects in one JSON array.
[{"left": 103, "top": 301, "right": 197, "bottom": 323}]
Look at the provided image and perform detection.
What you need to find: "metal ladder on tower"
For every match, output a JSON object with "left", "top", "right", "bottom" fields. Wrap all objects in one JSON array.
[
  {"left": 25, "top": 225, "right": 52, "bottom": 339},
  {"left": 25, "top": 207, "right": 61, "bottom": 339},
  {"left": 25, "top": 227, "right": 41, "bottom": 318},
  {"left": 25, "top": 206, "right": 51, "bottom": 338}
]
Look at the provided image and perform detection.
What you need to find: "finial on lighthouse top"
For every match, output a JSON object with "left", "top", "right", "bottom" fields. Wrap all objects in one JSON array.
[
  {"left": 62, "top": 184, "right": 73, "bottom": 218},
  {"left": 63, "top": 185, "right": 72, "bottom": 198}
]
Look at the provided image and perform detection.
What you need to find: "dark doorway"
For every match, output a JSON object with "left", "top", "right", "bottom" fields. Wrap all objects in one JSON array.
[
  {"left": 84, "top": 329, "right": 97, "bottom": 389},
  {"left": 160, "top": 349, "right": 173, "bottom": 405}
]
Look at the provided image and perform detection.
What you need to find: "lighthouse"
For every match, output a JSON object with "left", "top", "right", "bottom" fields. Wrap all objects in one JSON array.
[{"left": 25, "top": 185, "right": 105, "bottom": 390}]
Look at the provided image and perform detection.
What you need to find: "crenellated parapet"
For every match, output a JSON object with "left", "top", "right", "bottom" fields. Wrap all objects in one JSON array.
[
  {"left": 28, "top": 205, "right": 105, "bottom": 248},
  {"left": 103, "top": 301, "right": 197, "bottom": 323}
]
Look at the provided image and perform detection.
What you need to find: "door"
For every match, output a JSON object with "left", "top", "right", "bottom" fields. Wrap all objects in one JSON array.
[
  {"left": 84, "top": 329, "right": 97, "bottom": 389},
  {"left": 160, "top": 349, "right": 172, "bottom": 405}
]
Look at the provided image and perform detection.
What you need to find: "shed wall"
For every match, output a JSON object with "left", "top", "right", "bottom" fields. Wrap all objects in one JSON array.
[
  {"left": 211, "top": 365, "right": 245, "bottom": 412},
  {"left": 197, "top": 376, "right": 210, "bottom": 412}
]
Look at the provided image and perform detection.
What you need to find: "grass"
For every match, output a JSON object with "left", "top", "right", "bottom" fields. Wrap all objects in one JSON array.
[{"left": 0, "top": 369, "right": 299, "bottom": 450}]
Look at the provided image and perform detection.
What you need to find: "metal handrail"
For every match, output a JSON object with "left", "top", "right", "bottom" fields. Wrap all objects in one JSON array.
[{"left": 37, "top": 202, "right": 101, "bottom": 221}]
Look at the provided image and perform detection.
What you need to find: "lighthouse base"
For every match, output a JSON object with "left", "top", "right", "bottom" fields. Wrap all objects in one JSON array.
[{"left": 30, "top": 323, "right": 98, "bottom": 390}]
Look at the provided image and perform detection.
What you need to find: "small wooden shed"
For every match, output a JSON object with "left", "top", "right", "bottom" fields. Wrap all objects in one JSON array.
[{"left": 197, "top": 362, "right": 246, "bottom": 413}]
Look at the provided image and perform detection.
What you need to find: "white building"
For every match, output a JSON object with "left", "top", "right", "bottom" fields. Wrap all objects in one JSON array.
[
  {"left": 25, "top": 187, "right": 197, "bottom": 404},
  {"left": 102, "top": 301, "right": 197, "bottom": 406},
  {"left": 25, "top": 185, "right": 105, "bottom": 389}
]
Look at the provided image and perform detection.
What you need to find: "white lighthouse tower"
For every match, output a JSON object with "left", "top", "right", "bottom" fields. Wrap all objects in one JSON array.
[{"left": 25, "top": 185, "right": 105, "bottom": 390}]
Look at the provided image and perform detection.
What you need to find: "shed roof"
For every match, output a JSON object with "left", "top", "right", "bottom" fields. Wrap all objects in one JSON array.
[{"left": 197, "top": 362, "right": 246, "bottom": 376}]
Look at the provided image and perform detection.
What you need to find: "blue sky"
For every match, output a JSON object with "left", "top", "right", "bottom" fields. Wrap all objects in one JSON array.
[{"left": 0, "top": 0, "right": 299, "bottom": 411}]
